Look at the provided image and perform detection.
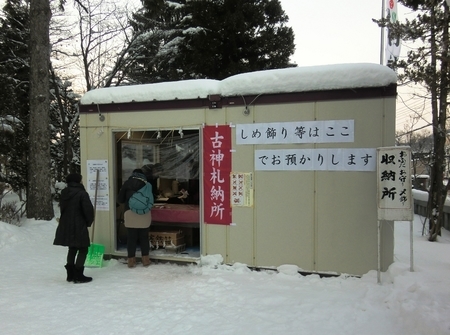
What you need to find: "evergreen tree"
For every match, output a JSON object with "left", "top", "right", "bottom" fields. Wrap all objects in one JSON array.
[
  {"left": 0, "top": 0, "right": 31, "bottom": 200},
  {"left": 0, "top": 0, "right": 82, "bottom": 203},
  {"left": 126, "top": 0, "right": 295, "bottom": 83},
  {"left": 49, "top": 70, "right": 81, "bottom": 182},
  {"left": 381, "top": 0, "right": 450, "bottom": 241}
]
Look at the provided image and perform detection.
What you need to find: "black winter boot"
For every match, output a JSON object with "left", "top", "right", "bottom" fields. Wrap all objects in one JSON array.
[
  {"left": 64, "top": 264, "right": 75, "bottom": 282},
  {"left": 73, "top": 266, "right": 92, "bottom": 283}
]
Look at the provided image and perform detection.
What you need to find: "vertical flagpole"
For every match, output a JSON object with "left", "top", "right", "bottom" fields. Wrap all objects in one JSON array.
[{"left": 380, "top": 0, "right": 385, "bottom": 65}]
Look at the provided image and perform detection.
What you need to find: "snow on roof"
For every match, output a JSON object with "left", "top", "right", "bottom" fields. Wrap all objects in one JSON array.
[{"left": 80, "top": 63, "right": 397, "bottom": 105}]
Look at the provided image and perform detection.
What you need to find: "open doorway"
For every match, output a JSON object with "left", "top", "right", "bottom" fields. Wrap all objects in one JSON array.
[{"left": 114, "top": 128, "right": 201, "bottom": 261}]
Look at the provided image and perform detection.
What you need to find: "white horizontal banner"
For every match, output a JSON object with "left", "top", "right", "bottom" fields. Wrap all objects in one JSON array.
[
  {"left": 255, "top": 148, "right": 376, "bottom": 171},
  {"left": 237, "top": 120, "right": 354, "bottom": 145}
]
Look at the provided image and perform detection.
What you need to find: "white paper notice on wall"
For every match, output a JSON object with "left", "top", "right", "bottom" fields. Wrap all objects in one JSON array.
[
  {"left": 231, "top": 172, "right": 254, "bottom": 207},
  {"left": 237, "top": 120, "right": 354, "bottom": 145},
  {"left": 376, "top": 146, "right": 413, "bottom": 221},
  {"left": 87, "top": 160, "right": 110, "bottom": 211},
  {"left": 255, "top": 148, "right": 376, "bottom": 171}
]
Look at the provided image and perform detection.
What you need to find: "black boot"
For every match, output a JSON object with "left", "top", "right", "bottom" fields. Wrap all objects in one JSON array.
[
  {"left": 64, "top": 264, "right": 75, "bottom": 282},
  {"left": 73, "top": 266, "right": 92, "bottom": 284}
]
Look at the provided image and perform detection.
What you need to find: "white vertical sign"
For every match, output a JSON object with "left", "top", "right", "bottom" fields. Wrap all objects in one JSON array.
[
  {"left": 376, "top": 146, "right": 414, "bottom": 283},
  {"left": 87, "top": 160, "right": 109, "bottom": 211},
  {"left": 385, "top": 0, "right": 401, "bottom": 65},
  {"left": 377, "top": 146, "right": 413, "bottom": 220},
  {"left": 231, "top": 172, "right": 254, "bottom": 207}
]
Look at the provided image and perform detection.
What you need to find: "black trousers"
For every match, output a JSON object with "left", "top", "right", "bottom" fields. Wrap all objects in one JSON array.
[
  {"left": 127, "top": 227, "right": 150, "bottom": 258},
  {"left": 67, "top": 247, "right": 88, "bottom": 268}
]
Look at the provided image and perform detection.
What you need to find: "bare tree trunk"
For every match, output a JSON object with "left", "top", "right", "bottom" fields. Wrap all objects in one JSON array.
[
  {"left": 27, "top": 0, "right": 54, "bottom": 220},
  {"left": 430, "top": 1, "right": 450, "bottom": 241},
  {"left": 427, "top": 3, "right": 439, "bottom": 239},
  {"left": 427, "top": 1, "right": 449, "bottom": 241}
]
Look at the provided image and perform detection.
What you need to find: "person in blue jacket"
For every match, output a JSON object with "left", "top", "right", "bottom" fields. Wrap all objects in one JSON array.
[{"left": 54, "top": 173, "right": 94, "bottom": 283}]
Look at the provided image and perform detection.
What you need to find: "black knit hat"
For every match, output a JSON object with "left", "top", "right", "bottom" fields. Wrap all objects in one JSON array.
[{"left": 66, "top": 173, "right": 82, "bottom": 184}]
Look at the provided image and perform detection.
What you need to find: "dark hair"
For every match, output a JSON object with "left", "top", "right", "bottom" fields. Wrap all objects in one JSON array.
[
  {"left": 66, "top": 173, "right": 82, "bottom": 184},
  {"left": 133, "top": 169, "right": 144, "bottom": 174}
]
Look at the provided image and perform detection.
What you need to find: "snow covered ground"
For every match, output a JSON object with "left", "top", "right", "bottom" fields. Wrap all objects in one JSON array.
[{"left": 1, "top": 192, "right": 450, "bottom": 335}]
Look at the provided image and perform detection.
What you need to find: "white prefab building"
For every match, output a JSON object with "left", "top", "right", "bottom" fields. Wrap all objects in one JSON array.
[{"left": 79, "top": 63, "right": 397, "bottom": 276}]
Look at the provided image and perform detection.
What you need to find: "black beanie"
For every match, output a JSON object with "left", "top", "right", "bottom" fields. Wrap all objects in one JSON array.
[{"left": 66, "top": 173, "right": 82, "bottom": 184}]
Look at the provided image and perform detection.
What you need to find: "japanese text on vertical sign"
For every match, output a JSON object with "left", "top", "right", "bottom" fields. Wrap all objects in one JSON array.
[
  {"left": 231, "top": 173, "right": 253, "bottom": 207},
  {"left": 377, "top": 147, "right": 413, "bottom": 221},
  {"left": 203, "top": 126, "right": 232, "bottom": 225}
]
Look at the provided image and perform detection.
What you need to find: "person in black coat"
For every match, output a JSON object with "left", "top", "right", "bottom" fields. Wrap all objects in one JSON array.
[
  {"left": 117, "top": 169, "right": 152, "bottom": 268},
  {"left": 54, "top": 173, "right": 94, "bottom": 283}
]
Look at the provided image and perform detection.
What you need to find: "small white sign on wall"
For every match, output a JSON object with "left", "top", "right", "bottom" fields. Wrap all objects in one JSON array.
[
  {"left": 376, "top": 146, "right": 413, "bottom": 221},
  {"left": 87, "top": 160, "right": 109, "bottom": 211},
  {"left": 231, "top": 172, "right": 253, "bottom": 207}
]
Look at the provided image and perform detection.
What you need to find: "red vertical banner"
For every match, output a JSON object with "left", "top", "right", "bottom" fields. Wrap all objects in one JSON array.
[{"left": 203, "top": 125, "right": 232, "bottom": 225}]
